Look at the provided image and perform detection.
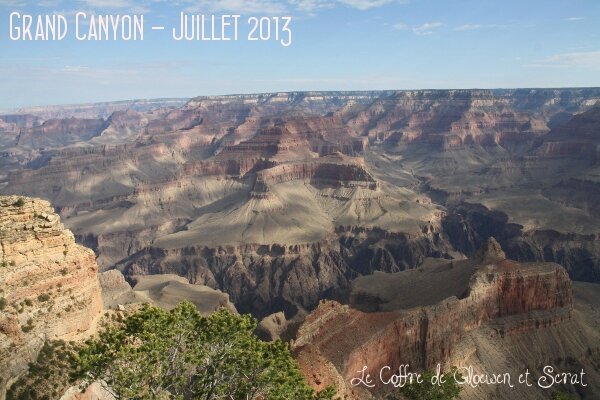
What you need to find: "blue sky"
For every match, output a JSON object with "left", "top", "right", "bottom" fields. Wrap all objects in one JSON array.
[{"left": 0, "top": 0, "right": 599, "bottom": 109}]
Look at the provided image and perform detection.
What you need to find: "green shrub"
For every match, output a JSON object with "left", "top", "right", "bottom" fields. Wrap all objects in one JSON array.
[
  {"left": 552, "top": 390, "right": 579, "bottom": 400},
  {"left": 71, "top": 301, "right": 334, "bottom": 399},
  {"left": 0, "top": 297, "right": 6, "bottom": 310},
  {"left": 37, "top": 294, "right": 51, "bottom": 302},
  {"left": 9, "top": 302, "right": 335, "bottom": 400},
  {"left": 22, "top": 319, "right": 34, "bottom": 333},
  {"left": 12, "top": 198, "right": 25, "bottom": 207},
  {"left": 7, "top": 340, "right": 73, "bottom": 400}
]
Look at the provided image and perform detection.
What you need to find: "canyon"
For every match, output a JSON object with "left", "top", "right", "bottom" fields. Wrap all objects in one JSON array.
[
  {"left": 3, "top": 89, "right": 598, "bottom": 314},
  {"left": 1, "top": 89, "right": 599, "bottom": 397}
]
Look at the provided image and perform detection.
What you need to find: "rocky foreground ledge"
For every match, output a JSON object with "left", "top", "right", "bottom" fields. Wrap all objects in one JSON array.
[{"left": 0, "top": 196, "right": 103, "bottom": 398}]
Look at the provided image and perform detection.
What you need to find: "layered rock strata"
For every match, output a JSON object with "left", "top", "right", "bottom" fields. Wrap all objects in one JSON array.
[
  {"left": 0, "top": 196, "right": 103, "bottom": 398},
  {"left": 293, "top": 239, "right": 580, "bottom": 399}
]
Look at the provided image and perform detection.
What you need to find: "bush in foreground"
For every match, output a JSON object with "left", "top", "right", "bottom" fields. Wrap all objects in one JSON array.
[
  {"left": 70, "top": 301, "right": 334, "bottom": 399},
  {"left": 12, "top": 198, "right": 25, "bottom": 207},
  {"left": 7, "top": 340, "right": 74, "bottom": 400}
]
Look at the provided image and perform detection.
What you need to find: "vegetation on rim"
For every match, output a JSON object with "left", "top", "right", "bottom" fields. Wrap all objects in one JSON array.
[{"left": 8, "top": 301, "right": 336, "bottom": 400}]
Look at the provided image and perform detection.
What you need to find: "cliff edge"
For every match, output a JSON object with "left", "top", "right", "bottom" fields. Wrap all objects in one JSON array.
[{"left": 0, "top": 196, "right": 103, "bottom": 398}]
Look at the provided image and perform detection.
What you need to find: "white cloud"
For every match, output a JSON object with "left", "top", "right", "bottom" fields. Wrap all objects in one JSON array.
[
  {"left": 393, "top": 22, "right": 408, "bottom": 30},
  {"left": 529, "top": 51, "right": 600, "bottom": 69},
  {"left": 38, "top": 0, "right": 63, "bottom": 6},
  {"left": 337, "top": 0, "right": 394, "bottom": 10},
  {"left": 186, "top": 0, "right": 403, "bottom": 14},
  {"left": 413, "top": 22, "right": 442, "bottom": 35},
  {"left": 0, "top": 0, "right": 27, "bottom": 6},
  {"left": 184, "top": 0, "right": 289, "bottom": 14},
  {"left": 291, "top": 0, "right": 334, "bottom": 12},
  {"left": 454, "top": 23, "right": 506, "bottom": 31},
  {"left": 81, "top": 0, "right": 131, "bottom": 7},
  {"left": 63, "top": 65, "right": 90, "bottom": 72},
  {"left": 395, "top": 21, "right": 443, "bottom": 35},
  {"left": 566, "top": 17, "right": 586, "bottom": 21},
  {"left": 79, "top": 0, "right": 149, "bottom": 13}
]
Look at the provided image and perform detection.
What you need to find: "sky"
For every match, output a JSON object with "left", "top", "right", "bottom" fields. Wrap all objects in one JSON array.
[{"left": 0, "top": 0, "right": 599, "bottom": 109}]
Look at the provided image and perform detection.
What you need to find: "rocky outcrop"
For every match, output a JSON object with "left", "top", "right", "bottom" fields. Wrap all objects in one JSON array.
[
  {"left": 2, "top": 90, "right": 600, "bottom": 327},
  {"left": 186, "top": 91, "right": 390, "bottom": 117},
  {"left": 0, "top": 115, "right": 42, "bottom": 133},
  {"left": 0, "top": 195, "right": 103, "bottom": 398},
  {"left": 8, "top": 98, "right": 186, "bottom": 120},
  {"left": 504, "top": 230, "right": 600, "bottom": 282},
  {"left": 507, "top": 105, "right": 600, "bottom": 189},
  {"left": 146, "top": 108, "right": 204, "bottom": 135},
  {"left": 256, "top": 311, "right": 289, "bottom": 341},
  {"left": 118, "top": 241, "right": 350, "bottom": 318},
  {"left": 129, "top": 274, "right": 236, "bottom": 315},
  {"left": 0, "top": 90, "right": 599, "bottom": 398},
  {"left": 293, "top": 240, "right": 575, "bottom": 398},
  {"left": 97, "top": 269, "right": 138, "bottom": 309}
]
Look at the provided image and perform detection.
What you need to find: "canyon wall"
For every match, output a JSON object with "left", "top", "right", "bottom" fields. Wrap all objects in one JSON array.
[
  {"left": 117, "top": 227, "right": 452, "bottom": 318},
  {"left": 0, "top": 196, "right": 103, "bottom": 399}
]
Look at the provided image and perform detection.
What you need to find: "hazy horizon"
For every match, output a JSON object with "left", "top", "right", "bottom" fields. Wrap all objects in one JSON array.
[
  {"left": 3, "top": 85, "right": 600, "bottom": 112},
  {"left": 1, "top": 0, "right": 599, "bottom": 109}
]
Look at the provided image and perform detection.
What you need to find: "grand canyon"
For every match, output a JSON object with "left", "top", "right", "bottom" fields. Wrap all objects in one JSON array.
[{"left": 1, "top": 89, "right": 599, "bottom": 399}]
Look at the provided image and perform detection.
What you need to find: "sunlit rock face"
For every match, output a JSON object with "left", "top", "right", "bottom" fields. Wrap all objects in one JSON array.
[
  {"left": 293, "top": 240, "right": 598, "bottom": 400},
  {"left": 0, "top": 196, "right": 103, "bottom": 397}
]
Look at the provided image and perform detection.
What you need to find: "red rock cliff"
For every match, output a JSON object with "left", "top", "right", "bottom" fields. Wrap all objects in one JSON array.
[{"left": 293, "top": 239, "right": 573, "bottom": 397}]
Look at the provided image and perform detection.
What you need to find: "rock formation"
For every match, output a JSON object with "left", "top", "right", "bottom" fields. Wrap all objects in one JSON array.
[
  {"left": 293, "top": 239, "right": 598, "bottom": 399},
  {"left": 0, "top": 195, "right": 103, "bottom": 398}
]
